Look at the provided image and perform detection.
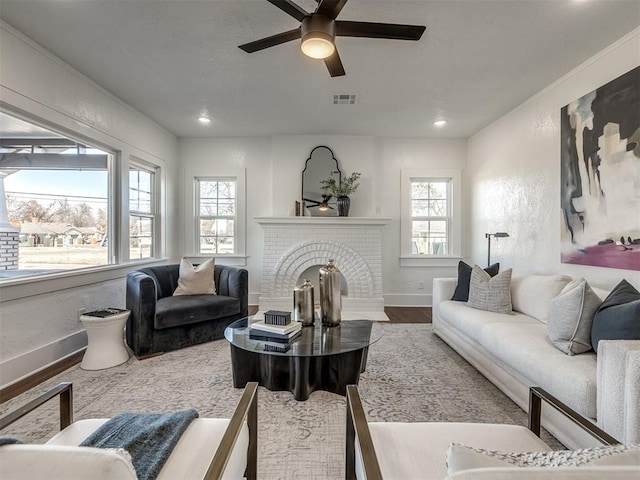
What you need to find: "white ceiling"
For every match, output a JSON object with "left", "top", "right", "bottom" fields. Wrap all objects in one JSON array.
[{"left": 0, "top": 0, "right": 638, "bottom": 139}]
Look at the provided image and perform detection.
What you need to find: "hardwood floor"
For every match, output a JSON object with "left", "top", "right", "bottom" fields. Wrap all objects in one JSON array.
[
  {"left": 0, "top": 350, "right": 85, "bottom": 404},
  {"left": 384, "top": 306, "right": 432, "bottom": 323}
]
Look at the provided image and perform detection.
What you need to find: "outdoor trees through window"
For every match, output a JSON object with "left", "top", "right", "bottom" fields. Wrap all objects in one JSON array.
[
  {"left": 410, "top": 180, "right": 450, "bottom": 255},
  {"left": 196, "top": 178, "right": 236, "bottom": 254},
  {"left": 129, "top": 164, "right": 156, "bottom": 259},
  {"left": 0, "top": 111, "right": 111, "bottom": 277}
]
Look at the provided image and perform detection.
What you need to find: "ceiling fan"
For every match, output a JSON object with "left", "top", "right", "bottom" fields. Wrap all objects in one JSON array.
[{"left": 239, "top": 0, "right": 426, "bottom": 77}]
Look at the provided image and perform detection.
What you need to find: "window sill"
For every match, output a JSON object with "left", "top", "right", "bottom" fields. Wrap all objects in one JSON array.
[
  {"left": 399, "top": 256, "right": 462, "bottom": 267},
  {"left": 186, "top": 255, "right": 247, "bottom": 267},
  {"left": 0, "top": 258, "right": 169, "bottom": 302}
]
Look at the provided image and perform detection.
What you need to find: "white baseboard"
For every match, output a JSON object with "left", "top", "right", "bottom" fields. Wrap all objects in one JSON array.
[
  {"left": 249, "top": 292, "right": 260, "bottom": 306},
  {"left": 383, "top": 293, "right": 432, "bottom": 307},
  {"left": 0, "top": 330, "right": 88, "bottom": 389}
]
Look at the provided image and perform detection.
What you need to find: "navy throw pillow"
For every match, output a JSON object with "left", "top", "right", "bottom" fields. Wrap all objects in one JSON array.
[
  {"left": 591, "top": 279, "right": 640, "bottom": 353},
  {"left": 451, "top": 261, "right": 500, "bottom": 302}
]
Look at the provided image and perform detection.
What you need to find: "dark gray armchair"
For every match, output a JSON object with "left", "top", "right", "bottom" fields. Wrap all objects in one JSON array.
[{"left": 126, "top": 263, "right": 248, "bottom": 358}]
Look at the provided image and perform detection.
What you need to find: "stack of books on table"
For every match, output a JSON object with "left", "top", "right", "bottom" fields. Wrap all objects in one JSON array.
[{"left": 249, "top": 320, "right": 302, "bottom": 343}]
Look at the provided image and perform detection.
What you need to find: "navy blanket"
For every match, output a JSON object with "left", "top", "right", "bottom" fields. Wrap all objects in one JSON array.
[
  {"left": 80, "top": 408, "right": 198, "bottom": 480},
  {"left": 0, "top": 436, "right": 23, "bottom": 446}
]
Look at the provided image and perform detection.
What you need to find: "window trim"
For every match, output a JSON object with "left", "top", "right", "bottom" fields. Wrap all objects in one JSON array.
[
  {"left": 184, "top": 167, "right": 246, "bottom": 261},
  {"left": 128, "top": 158, "right": 160, "bottom": 260},
  {"left": 0, "top": 101, "right": 169, "bottom": 291},
  {"left": 0, "top": 258, "right": 169, "bottom": 301},
  {"left": 195, "top": 176, "right": 237, "bottom": 255},
  {"left": 400, "top": 169, "right": 462, "bottom": 267},
  {"left": 0, "top": 109, "right": 118, "bottom": 275}
]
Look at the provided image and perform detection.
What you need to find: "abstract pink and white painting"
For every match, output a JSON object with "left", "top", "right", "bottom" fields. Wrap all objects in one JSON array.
[{"left": 560, "top": 66, "right": 640, "bottom": 271}]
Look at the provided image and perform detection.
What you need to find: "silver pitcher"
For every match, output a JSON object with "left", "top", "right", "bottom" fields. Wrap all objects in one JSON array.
[
  {"left": 319, "top": 259, "right": 341, "bottom": 326},
  {"left": 293, "top": 279, "right": 315, "bottom": 326}
]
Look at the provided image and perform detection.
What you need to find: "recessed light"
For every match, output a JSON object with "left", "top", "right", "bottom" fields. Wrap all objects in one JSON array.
[
  {"left": 433, "top": 120, "right": 447, "bottom": 127},
  {"left": 198, "top": 115, "right": 211, "bottom": 124}
]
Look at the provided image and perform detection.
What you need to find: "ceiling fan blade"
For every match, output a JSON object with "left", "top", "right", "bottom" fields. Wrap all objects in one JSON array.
[
  {"left": 239, "top": 28, "right": 301, "bottom": 53},
  {"left": 324, "top": 49, "right": 345, "bottom": 77},
  {"left": 316, "top": 0, "right": 349, "bottom": 19},
  {"left": 267, "top": 0, "right": 309, "bottom": 22},
  {"left": 336, "top": 21, "right": 426, "bottom": 40}
]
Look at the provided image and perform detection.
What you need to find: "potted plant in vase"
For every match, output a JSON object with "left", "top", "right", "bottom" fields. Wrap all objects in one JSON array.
[{"left": 320, "top": 172, "right": 361, "bottom": 217}]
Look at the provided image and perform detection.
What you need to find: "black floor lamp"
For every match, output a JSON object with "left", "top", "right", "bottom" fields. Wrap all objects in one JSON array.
[{"left": 486, "top": 232, "right": 510, "bottom": 266}]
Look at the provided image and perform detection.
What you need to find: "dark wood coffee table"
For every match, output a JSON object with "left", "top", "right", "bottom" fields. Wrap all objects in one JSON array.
[{"left": 224, "top": 317, "right": 380, "bottom": 401}]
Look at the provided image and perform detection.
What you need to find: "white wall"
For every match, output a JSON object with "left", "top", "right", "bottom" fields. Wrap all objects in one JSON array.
[
  {"left": 0, "top": 22, "right": 179, "bottom": 387},
  {"left": 467, "top": 29, "right": 640, "bottom": 290},
  {"left": 380, "top": 138, "right": 468, "bottom": 305},
  {"left": 179, "top": 135, "right": 468, "bottom": 307},
  {"left": 177, "top": 137, "right": 272, "bottom": 301}
]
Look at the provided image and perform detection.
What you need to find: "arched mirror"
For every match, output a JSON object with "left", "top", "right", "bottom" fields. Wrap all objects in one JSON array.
[{"left": 302, "top": 146, "right": 341, "bottom": 216}]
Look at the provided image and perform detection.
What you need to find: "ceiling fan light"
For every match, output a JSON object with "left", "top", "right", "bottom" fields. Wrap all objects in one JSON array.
[{"left": 301, "top": 33, "right": 335, "bottom": 59}]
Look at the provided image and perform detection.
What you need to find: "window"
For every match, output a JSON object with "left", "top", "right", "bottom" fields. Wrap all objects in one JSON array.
[
  {"left": 129, "top": 163, "right": 157, "bottom": 259},
  {"left": 410, "top": 180, "right": 449, "bottom": 255},
  {"left": 196, "top": 178, "right": 236, "bottom": 254},
  {"left": 400, "top": 169, "right": 462, "bottom": 266},
  {"left": 1, "top": 111, "right": 113, "bottom": 279},
  {"left": 184, "top": 168, "right": 245, "bottom": 263}
]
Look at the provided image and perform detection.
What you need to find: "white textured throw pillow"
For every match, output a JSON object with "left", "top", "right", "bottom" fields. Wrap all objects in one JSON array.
[
  {"left": 173, "top": 258, "right": 216, "bottom": 296},
  {"left": 510, "top": 274, "right": 572, "bottom": 322},
  {"left": 547, "top": 278, "right": 602, "bottom": 355},
  {"left": 467, "top": 266, "right": 513, "bottom": 314},
  {"left": 447, "top": 443, "right": 640, "bottom": 475}
]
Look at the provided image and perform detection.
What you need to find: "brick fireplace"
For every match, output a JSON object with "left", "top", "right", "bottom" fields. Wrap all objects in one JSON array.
[{"left": 255, "top": 217, "right": 390, "bottom": 320}]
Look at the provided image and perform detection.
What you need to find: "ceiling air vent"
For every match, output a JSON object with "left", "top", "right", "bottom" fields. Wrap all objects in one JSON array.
[{"left": 333, "top": 94, "right": 358, "bottom": 105}]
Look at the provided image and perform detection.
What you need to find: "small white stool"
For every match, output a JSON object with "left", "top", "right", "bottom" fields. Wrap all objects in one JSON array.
[{"left": 80, "top": 309, "right": 130, "bottom": 370}]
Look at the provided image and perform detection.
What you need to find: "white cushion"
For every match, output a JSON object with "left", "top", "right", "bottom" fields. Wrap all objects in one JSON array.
[
  {"left": 547, "top": 279, "right": 602, "bottom": 355},
  {"left": 478, "top": 322, "right": 597, "bottom": 418},
  {"left": 356, "top": 422, "right": 550, "bottom": 480},
  {"left": 598, "top": 341, "right": 640, "bottom": 444},
  {"left": 0, "top": 444, "right": 138, "bottom": 480},
  {"left": 440, "top": 301, "right": 539, "bottom": 340},
  {"left": 47, "top": 418, "right": 248, "bottom": 480},
  {"left": 511, "top": 274, "right": 572, "bottom": 322},
  {"left": 173, "top": 257, "right": 216, "bottom": 296},
  {"left": 625, "top": 350, "right": 640, "bottom": 445}
]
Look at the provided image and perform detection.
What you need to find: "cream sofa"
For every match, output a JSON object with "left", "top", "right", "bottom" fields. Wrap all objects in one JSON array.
[{"left": 432, "top": 274, "right": 640, "bottom": 449}]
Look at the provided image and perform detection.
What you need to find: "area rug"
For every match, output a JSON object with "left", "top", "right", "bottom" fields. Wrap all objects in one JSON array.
[{"left": 0, "top": 323, "right": 561, "bottom": 479}]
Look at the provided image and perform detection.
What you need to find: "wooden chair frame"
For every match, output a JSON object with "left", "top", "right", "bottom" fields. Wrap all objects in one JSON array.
[
  {"left": 345, "top": 385, "right": 620, "bottom": 480},
  {"left": 0, "top": 381, "right": 259, "bottom": 480}
]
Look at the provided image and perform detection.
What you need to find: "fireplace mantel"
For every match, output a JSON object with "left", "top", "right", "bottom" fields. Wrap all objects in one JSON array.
[{"left": 254, "top": 216, "right": 391, "bottom": 226}]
